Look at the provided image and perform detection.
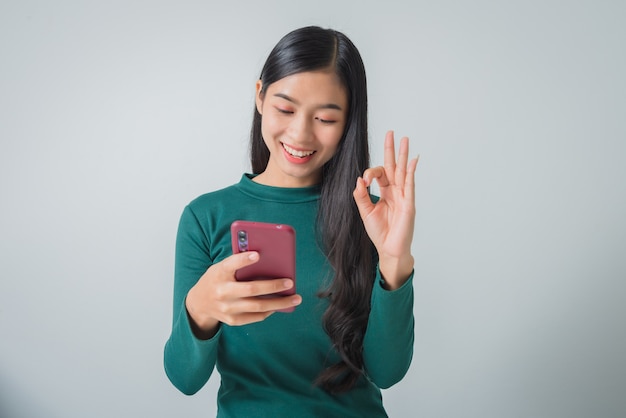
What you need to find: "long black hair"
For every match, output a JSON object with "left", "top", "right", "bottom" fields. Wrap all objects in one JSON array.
[{"left": 250, "top": 26, "right": 376, "bottom": 393}]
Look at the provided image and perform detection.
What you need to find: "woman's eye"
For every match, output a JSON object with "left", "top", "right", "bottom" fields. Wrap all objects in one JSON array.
[
  {"left": 276, "top": 108, "right": 293, "bottom": 115},
  {"left": 315, "top": 117, "right": 336, "bottom": 124}
]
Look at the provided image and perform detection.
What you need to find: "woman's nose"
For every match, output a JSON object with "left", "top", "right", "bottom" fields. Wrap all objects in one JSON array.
[{"left": 288, "top": 114, "right": 313, "bottom": 142}]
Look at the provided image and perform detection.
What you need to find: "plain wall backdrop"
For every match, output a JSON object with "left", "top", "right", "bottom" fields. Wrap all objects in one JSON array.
[{"left": 1, "top": 1, "right": 625, "bottom": 417}]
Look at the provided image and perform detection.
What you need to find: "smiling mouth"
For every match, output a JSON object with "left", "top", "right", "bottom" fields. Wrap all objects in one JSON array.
[{"left": 282, "top": 143, "right": 316, "bottom": 158}]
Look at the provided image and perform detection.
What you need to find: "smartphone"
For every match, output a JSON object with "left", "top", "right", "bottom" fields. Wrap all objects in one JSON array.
[{"left": 230, "top": 220, "right": 296, "bottom": 311}]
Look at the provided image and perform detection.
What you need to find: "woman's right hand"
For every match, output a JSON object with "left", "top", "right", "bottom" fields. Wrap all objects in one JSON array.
[{"left": 185, "top": 251, "right": 302, "bottom": 340}]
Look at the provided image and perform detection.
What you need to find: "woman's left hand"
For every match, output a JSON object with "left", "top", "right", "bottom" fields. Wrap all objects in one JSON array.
[{"left": 353, "top": 131, "right": 419, "bottom": 290}]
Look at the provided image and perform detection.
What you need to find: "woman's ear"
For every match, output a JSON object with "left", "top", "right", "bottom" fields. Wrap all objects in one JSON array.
[{"left": 255, "top": 80, "right": 264, "bottom": 115}]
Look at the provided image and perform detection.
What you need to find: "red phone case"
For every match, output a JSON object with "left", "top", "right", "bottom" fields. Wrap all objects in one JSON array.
[{"left": 230, "top": 221, "right": 296, "bottom": 310}]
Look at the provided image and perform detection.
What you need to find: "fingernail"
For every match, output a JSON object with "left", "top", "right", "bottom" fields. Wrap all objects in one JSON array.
[
  {"left": 283, "top": 279, "right": 293, "bottom": 289},
  {"left": 248, "top": 252, "right": 259, "bottom": 261},
  {"left": 291, "top": 295, "right": 302, "bottom": 305}
]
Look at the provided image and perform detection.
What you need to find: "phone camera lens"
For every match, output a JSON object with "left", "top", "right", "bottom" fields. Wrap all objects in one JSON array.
[{"left": 237, "top": 230, "right": 248, "bottom": 251}]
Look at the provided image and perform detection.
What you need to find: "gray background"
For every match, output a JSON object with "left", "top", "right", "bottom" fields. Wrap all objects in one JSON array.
[{"left": 1, "top": 1, "right": 625, "bottom": 417}]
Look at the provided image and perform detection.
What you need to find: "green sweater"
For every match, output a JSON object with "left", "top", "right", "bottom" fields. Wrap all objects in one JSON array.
[{"left": 164, "top": 174, "right": 414, "bottom": 417}]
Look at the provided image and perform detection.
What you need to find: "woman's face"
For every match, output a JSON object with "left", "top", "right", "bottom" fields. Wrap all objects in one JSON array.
[{"left": 254, "top": 70, "right": 348, "bottom": 187}]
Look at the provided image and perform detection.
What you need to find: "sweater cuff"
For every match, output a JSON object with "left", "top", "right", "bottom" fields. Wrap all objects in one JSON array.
[{"left": 373, "top": 265, "right": 414, "bottom": 294}]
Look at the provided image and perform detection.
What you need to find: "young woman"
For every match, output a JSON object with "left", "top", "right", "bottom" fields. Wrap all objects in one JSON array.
[{"left": 164, "top": 26, "right": 418, "bottom": 417}]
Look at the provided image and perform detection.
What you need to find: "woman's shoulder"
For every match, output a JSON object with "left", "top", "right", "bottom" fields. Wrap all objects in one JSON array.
[
  {"left": 180, "top": 175, "right": 247, "bottom": 215},
  {"left": 179, "top": 181, "right": 248, "bottom": 230},
  {"left": 186, "top": 182, "right": 244, "bottom": 212}
]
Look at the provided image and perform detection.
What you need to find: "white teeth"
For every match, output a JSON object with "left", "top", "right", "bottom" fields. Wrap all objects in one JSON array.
[{"left": 283, "top": 143, "right": 315, "bottom": 158}]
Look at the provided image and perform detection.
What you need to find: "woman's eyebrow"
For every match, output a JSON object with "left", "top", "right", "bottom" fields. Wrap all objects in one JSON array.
[{"left": 273, "top": 93, "right": 343, "bottom": 110}]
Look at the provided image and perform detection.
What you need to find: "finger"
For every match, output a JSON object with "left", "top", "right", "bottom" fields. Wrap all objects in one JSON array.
[
  {"left": 353, "top": 176, "right": 376, "bottom": 220},
  {"left": 235, "top": 277, "right": 295, "bottom": 298},
  {"left": 405, "top": 156, "right": 419, "bottom": 203},
  {"left": 220, "top": 293, "right": 300, "bottom": 325},
  {"left": 395, "top": 136, "right": 409, "bottom": 188},
  {"left": 384, "top": 131, "right": 396, "bottom": 180},
  {"left": 237, "top": 293, "right": 302, "bottom": 314},
  {"left": 362, "top": 166, "right": 389, "bottom": 188}
]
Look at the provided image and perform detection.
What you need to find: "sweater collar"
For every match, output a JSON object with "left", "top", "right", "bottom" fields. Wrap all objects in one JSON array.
[{"left": 236, "top": 174, "right": 321, "bottom": 203}]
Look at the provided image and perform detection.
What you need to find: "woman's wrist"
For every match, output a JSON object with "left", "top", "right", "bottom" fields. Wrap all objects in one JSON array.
[
  {"left": 185, "top": 290, "right": 220, "bottom": 340},
  {"left": 378, "top": 254, "right": 414, "bottom": 290}
]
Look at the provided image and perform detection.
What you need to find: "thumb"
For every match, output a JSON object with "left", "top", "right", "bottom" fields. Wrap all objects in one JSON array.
[{"left": 353, "top": 176, "right": 375, "bottom": 221}]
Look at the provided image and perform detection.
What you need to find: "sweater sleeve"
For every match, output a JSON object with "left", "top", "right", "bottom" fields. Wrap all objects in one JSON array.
[
  {"left": 163, "top": 205, "right": 220, "bottom": 395},
  {"left": 362, "top": 266, "right": 415, "bottom": 389}
]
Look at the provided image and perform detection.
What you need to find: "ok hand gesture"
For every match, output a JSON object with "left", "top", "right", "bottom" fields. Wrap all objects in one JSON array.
[{"left": 353, "top": 131, "right": 419, "bottom": 290}]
